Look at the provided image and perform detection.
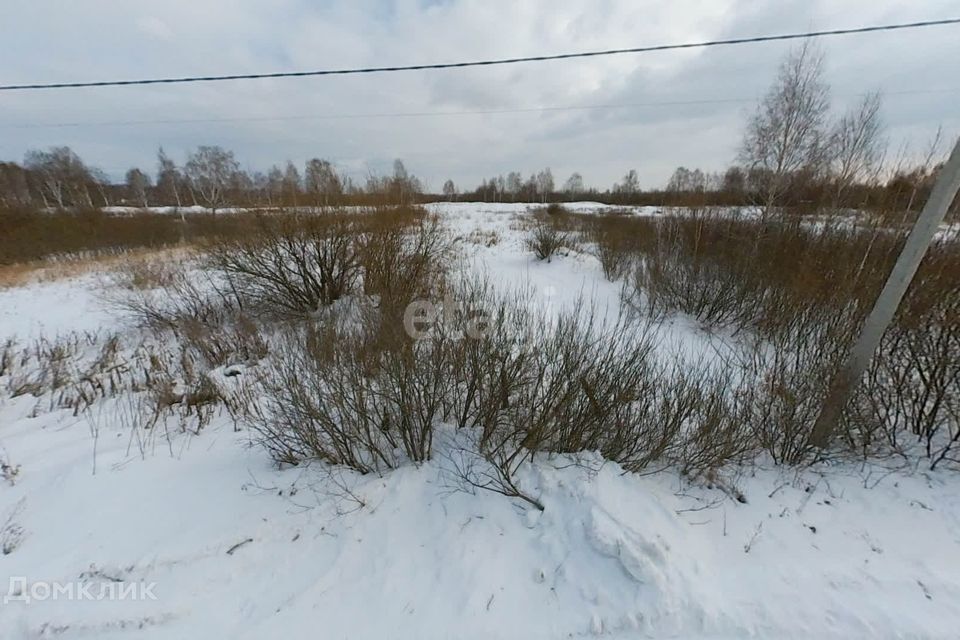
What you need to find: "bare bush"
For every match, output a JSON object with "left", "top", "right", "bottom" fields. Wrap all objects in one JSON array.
[
  {"left": 358, "top": 213, "right": 451, "bottom": 325},
  {"left": 208, "top": 212, "right": 362, "bottom": 317},
  {"left": 524, "top": 219, "right": 569, "bottom": 262},
  {"left": 246, "top": 272, "right": 766, "bottom": 498},
  {"left": 582, "top": 214, "right": 651, "bottom": 281},
  {"left": 0, "top": 208, "right": 181, "bottom": 266},
  {"left": 114, "top": 266, "right": 243, "bottom": 333},
  {"left": 545, "top": 203, "right": 569, "bottom": 217},
  {"left": 845, "top": 241, "right": 960, "bottom": 465},
  {"left": 179, "top": 315, "right": 268, "bottom": 370},
  {"left": 6, "top": 335, "right": 85, "bottom": 400},
  {"left": 120, "top": 258, "right": 181, "bottom": 290},
  {"left": 442, "top": 282, "right": 754, "bottom": 500},
  {"left": 622, "top": 211, "right": 903, "bottom": 336},
  {"left": 731, "top": 312, "right": 858, "bottom": 465},
  {"left": 612, "top": 207, "right": 958, "bottom": 467},
  {"left": 251, "top": 310, "right": 450, "bottom": 471}
]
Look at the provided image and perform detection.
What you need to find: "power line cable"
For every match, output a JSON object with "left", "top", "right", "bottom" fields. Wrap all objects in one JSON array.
[{"left": 1, "top": 18, "right": 958, "bottom": 91}]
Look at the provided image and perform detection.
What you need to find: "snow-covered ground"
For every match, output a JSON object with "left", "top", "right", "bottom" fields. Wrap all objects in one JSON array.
[{"left": 1, "top": 203, "right": 959, "bottom": 639}]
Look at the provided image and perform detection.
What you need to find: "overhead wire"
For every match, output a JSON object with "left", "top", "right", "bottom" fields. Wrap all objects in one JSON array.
[{"left": 1, "top": 18, "right": 958, "bottom": 91}]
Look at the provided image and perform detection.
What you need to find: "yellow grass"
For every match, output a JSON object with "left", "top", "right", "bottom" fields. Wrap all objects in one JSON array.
[{"left": 0, "top": 246, "right": 196, "bottom": 289}]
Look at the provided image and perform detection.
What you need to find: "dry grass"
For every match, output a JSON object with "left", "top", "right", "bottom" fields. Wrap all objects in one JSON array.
[
  {"left": 0, "top": 207, "right": 182, "bottom": 266},
  {"left": 0, "top": 246, "right": 197, "bottom": 289},
  {"left": 0, "top": 203, "right": 272, "bottom": 287},
  {"left": 460, "top": 229, "right": 501, "bottom": 247}
]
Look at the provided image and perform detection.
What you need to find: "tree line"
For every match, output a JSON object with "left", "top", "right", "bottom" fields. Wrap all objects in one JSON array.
[{"left": 0, "top": 149, "right": 423, "bottom": 211}]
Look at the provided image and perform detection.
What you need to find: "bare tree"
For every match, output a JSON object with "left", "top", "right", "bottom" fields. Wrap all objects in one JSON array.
[
  {"left": 88, "top": 168, "right": 112, "bottom": 207},
  {"left": 722, "top": 166, "right": 746, "bottom": 196},
  {"left": 304, "top": 158, "right": 342, "bottom": 206},
  {"left": 505, "top": 171, "right": 523, "bottom": 201},
  {"left": 265, "top": 165, "right": 284, "bottom": 207},
  {"left": 535, "top": 168, "right": 554, "bottom": 203},
  {"left": 666, "top": 167, "right": 706, "bottom": 193},
  {"left": 24, "top": 146, "right": 93, "bottom": 209},
  {"left": 125, "top": 168, "right": 151, "bottom": 208},
  {"left": 0, "top": 162, "right": 32, "bottom": 207},
  {"left": 829, "top": 91, "right": 885, "bottom": 203},
  {"left": 615, "top": 169, "right": 640, "bottom": 195},
  {"left": 740, "top": 43, "right": 830, "bottom": 211},
  {"left": 563, "top": 172, "right": 584, "bottom": 196},
  {"left": 391, "top": 159, "right": 421, "bottom": 205},
  {"left": 487, "top": 176, "right": 502, "bottom": 202},
  {"left": 282, "top": 161, "right": 301, "bottom": 207},
  {"left": 442, "top": 179, "right": 458, "bottom": 201},
  {"left": 184, "top": 146, "right": 239, "bottom": 213},
  {"left": 156, "top": 147, "right": 183, "bottom": 208}
]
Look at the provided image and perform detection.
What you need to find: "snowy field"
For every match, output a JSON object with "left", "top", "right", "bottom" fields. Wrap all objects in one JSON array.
[{"left": 1, "top": 203, "right": 959, "bottom": 639}]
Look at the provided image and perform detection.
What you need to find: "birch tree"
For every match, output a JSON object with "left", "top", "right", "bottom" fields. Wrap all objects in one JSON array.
[
  {"left": 305, "top": 158, "right": 342, "bottom": 206},
  {"left": 125, "top": 168, "right": 151, "bottom": 208},
  {"left": 184, "top": 146, "right": 239, "bottom": 213},
  {"left": 24, "top": 147, "right": 93, "bottom": 208},
  {"left": 156, "top": 148, "right": 183, "bottom": 208},
  {"left": 740, "top": 43, "right": 830, "bottom": 210},
  {"left": 829, "top": 91, "right": 885, "bottom": 203}
]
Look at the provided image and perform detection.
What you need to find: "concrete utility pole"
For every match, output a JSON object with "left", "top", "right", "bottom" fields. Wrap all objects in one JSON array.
[{"left": 809, "top": 137, "right": 960, "bottom": 449}]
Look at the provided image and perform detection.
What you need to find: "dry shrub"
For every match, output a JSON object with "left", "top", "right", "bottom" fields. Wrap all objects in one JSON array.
[
  {"left": 730, "top": 312, "right": 858, "bottom": 465},
  {"left": 115, "top": 266, "right": 242, "bottom": 333},
  {"left": 178, "top": 315, "right": 268, "bottom": 370},
  {"left": 246, "top": 211, "right": 451, "bottom": 470},
  {"left": 845, "top": 241, "right": 960, "bottom": 465},
  {"left": 524, "top": 220, "right": 570, "bottom": 261},
  {"left": 608, "top": 207, "right": 959, "bottom": 467},
  {"left": 6, "top": 336, "right": 83, "bottom": 399},
  {"left": 578, "top": 213, "right": 661, "bottom": 281},
  {"left": 475, "top": 305, "right": 666, "bottom": 466},
  {"left": 583, "top": 215, "right": 641, "bottom": 280},
  {"left": 119, "top": 258, "right": 181, "bottom": 290},
  {"left": 247, "top": 276, "right": 755, "bottom": 498},
  {"left": 441, "top": 281, "right": 754, "bottom": 503},
  {"left": 358, "top": 213, "right": 451, "bottom": 317},
  {"left": 668, "top": 362, "right": 755, "bottom": 475},
  {"left": 617, "top": 210, "right": 900, "bottom": 332},
  {"left": 201, "top": 206, "right": 437, "bottom": 320},
  {"left": 251, "top": 310, "right": 450, "bottom": 471},
  {"left": 207, "top": 212, "right": 362, "bottom": 317}
]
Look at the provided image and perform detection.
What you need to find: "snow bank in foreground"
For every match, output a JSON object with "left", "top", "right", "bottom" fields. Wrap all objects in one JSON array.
[{"left": 1, "top": 405, "right": 958, "bottom": 639}]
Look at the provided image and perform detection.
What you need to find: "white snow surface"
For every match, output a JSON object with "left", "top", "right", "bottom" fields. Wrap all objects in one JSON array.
[
  {"left": 0, "top": 274, "right": 114, "bottom": 340},
  {"left": 1, "top": 203, "right": 959, "bottom": 639}
]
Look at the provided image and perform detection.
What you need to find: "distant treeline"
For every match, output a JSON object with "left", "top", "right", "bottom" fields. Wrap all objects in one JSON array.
[
  {"left": 450, "top": 164, "right": 949, "bottom": 214},
  {"left": 0, "top": 145, "right": 952, "bottom": 217}
]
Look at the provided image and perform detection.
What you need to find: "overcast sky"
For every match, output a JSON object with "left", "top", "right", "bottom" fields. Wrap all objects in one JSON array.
[{"left": 1, "top": 0, "right": 957, "bottom": 190}]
